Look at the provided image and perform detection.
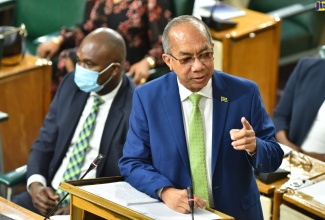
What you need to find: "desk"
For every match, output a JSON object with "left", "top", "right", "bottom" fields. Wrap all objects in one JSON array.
[
  {"left": 281, "top": 174, "right": 325, "bottom": 219},
  {"left": 0, "top": 196, "right": 43, "bottom": 220},
  {"left": 211, "top": 9, "right": 280, "bottom": 116},
  {"left": 257, "top": 154, "right": 325, "bottom": 220},
  {"left": 61, "top": 177, "right": 234, "bottom": 220},
  {"left": 0, "top": 54, "right": 51, "bottom": 172}
]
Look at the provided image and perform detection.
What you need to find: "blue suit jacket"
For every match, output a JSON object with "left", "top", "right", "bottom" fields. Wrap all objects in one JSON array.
[
  {"left": 27, "top": 73, "right": 135, "bottom": 184},
  {"left": 119, "top": 70, "right": 283, "bottom": 220}
]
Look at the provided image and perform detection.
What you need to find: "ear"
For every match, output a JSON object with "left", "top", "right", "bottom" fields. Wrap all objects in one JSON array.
[
  {"left": 162, "top": 54, "right": 173, "bottom": 71},
  {"left": 111, "top": 64, "right": 121, "bottom": 76}
]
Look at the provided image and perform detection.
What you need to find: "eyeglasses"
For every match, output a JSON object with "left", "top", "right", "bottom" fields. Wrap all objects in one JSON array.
[
  {"left": 289, "top": 151, "right": 313, "bottom": 172},
  {"left": 167, "top": 50, "right": 214, "bottom": 66}
]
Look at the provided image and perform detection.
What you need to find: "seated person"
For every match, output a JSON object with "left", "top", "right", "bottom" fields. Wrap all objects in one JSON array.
[
  {"left": 37, "top": 0, "right": 172, "bottom": 88},
  {"left": 118, "top": 15, "right": 283, "bottom": 220},
  {"left": 273, "top": 57, "right": 325, "bottom": 162},
  {"left": 12, "top": 27, "right": 135, "bottom": 216}
]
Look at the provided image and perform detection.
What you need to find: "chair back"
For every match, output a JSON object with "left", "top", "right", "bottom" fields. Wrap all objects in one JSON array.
[
  {"left": 14, "top": 0, "right": 86, "bottom": 40},
  {"left": 248, "top": 0, "right": 325, "bottom": 60},
  {"left": 171, "top": 0, "right": 195, "bottom": 17}
]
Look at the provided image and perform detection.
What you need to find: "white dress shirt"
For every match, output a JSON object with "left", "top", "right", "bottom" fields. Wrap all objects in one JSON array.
[
  {"left": 27, "top": 81, "right": 122, "bottom": 191},
  {"left": 301, "top": 100, "right": 325, "bottom": 153}
]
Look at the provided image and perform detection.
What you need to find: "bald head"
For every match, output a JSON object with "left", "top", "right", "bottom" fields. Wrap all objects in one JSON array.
[
  {"left": 80, "top": 27, "right": 126, "bottom": 64},
  {"left": 162, "top": 15, "right": 213, "bottom": 54}
]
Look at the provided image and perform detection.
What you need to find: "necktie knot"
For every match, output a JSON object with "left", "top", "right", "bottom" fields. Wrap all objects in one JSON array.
[
  {"left": 189, "top": 94, "right": 202, "bottom": 106},
  {"left": 93, "top": 96, "right": 104, "bottom": 107}
]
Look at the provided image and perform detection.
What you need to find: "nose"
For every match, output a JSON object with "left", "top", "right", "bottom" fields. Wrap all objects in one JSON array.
[{"left": 191, "top": 57, "right": 205, "bottom": 71}]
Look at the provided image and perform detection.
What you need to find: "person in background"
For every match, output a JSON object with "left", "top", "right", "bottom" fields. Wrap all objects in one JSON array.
[
  {"left": 12, "top": 27, "right": 135, "bottom": 216},
  {"left": 273, "top": 57, "right": 325, "bottom": 162},
  {"left": 118, "top": 15, "right": 283, "bottom": 220},
  {"left": 37, "top": 0, "right": 172, "bottom": 90}
]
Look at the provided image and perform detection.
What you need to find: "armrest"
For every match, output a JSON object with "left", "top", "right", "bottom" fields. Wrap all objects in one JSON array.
[
  {"left": 0, "top": 165, "right": 27, "bottom": 187},
  {"left": 267, "top": 3, "right": 314, "bottom": 19},
  {"left": 0, "top": 111, "right": 8, "bottom": 122},
  {"left": 32, "top": 24, "right": 77, "bottom": 45},
  {"left": 32, "top": 31, "right": 60, "bottom": 45}
]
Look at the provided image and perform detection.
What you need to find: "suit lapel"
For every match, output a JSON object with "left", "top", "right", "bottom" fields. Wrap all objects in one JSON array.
[
  {"left": 96, "top": 77, "right": 128, "bottom": 175},
  {"left": 54, "top": 88, "right": 89, "bottom": 175},
  {"left": 162, "top": 74, "right": 191, "bottom": 175},
  {"left": 211, "top": 72, "right": 230, "bottom": 175}
]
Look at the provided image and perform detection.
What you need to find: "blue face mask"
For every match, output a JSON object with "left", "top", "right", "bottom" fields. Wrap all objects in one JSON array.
[{"left": 74, "top": 62, "right": 118, "bottom": 93}]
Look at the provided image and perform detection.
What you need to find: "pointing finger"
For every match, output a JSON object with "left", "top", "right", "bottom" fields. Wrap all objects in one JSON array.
[{"left": 241, "top": 117, "right": 252, "bottom": 130}]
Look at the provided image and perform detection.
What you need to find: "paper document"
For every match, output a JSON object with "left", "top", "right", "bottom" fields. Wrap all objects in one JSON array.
[
  {"left": 79, "top": 181, "right": 159, "bottom": 206},
  {"left": 130, "top": 203, "right": 223, "bottom": 220},
  {"left": 79, "top": 181, "right": 224, "bottom": 219},
  {"left": 278, "top": 143, "right": 292, "bottom": 156},
  {"left": 49, "top": 215, "right": 70, "bottom": 220},
  {"left": 298, "top": 180, "right": 325, "bottom": 205}
]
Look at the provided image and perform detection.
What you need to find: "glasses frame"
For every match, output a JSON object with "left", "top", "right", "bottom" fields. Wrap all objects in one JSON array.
[
  {"left": 167, "top": 50, "right": 214, "bottom": 66},
  {"left": 289, "top": 151, "right": 313, "bottom": 172}
]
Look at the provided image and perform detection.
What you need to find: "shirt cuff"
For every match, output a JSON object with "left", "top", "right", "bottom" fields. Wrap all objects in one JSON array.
[
  {"left": 27, "top": 174, "right": 47, "bottom": 193},
  {"left": 156, "top": 188, "right": 164, "bottom": 199}
]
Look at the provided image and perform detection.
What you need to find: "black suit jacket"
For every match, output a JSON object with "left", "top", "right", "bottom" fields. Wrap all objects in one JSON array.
[
  {"left": 26, "top": 72, "right": 135, "bottom": 185},
  {"left": 273, "top": 57, "right": 325, "bottom": 146}
]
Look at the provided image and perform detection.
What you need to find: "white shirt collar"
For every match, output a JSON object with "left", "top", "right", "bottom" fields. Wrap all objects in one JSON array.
[{"left": 177, "top": 78, "right": 213, "bottom": 102}]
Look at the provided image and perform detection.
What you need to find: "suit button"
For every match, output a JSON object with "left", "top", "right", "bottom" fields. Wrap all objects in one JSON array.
[{"left": 258, "top": 163, "right": 262, "bottom": 169}]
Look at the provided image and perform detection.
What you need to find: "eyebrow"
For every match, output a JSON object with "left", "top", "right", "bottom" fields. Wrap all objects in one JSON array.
[{"left": 178, "top": 45, "right": 210, "bottom": 57}]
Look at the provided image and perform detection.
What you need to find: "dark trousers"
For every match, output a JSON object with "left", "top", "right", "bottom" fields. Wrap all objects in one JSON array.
[{"left": 11, "top": 190, "right": 41, "bottom": 215}]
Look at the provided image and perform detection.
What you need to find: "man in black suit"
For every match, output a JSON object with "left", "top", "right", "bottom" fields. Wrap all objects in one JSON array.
[{"left": 12, "top": 27, "right": 135, "bottom": 216}]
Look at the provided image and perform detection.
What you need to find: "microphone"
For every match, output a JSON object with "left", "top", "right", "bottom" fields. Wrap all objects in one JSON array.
[
  {"left": 44, "top": 154, "right": 105, "bottom": 220},
  {"left": 187, "top": 186, "right": 194, "bottom": 220},
  {"left": 201, "top": 1, "right": 237, "bottom": 31}
]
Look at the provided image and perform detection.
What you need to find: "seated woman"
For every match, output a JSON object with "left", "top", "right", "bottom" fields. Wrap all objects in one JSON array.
[
  {"left": 273, "top": 57, "right": 325, "bottom": 162},
  {"left": 37, "top": 0, "right": 172, "bottom": 90}
]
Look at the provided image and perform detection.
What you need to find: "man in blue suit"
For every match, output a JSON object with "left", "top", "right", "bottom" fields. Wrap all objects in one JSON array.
[
  {"left": 118, "top": 15, "right": 283, "bottom": 220},
  {"left": 12, "top": 28, "right": 135, "bottom": 216}
]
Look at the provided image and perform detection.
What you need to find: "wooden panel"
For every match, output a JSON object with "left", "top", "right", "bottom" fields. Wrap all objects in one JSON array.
[
  {"left": 210, "top": 9, "right": 281, "bottom": 116},
  {"left": 0, "top": 55, "right": 51, "bottom": 172},
  {"left": 223, "top": 25, "right": 279, "bottom": 115}
]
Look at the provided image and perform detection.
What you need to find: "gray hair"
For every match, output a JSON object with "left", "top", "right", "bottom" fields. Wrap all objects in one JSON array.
[{"left": 162, "top": 15, "right": 213, "bottom": 54}]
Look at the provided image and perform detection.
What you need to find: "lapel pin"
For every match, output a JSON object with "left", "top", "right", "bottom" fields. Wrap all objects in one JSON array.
[{"left": 221, "top": 96, "right": 228, "bottom": 102}]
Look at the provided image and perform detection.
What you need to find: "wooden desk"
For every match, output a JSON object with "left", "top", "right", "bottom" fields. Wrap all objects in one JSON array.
[
  {"left": 211, "top": 9, "right": 280, "bottom": 116},
  {"left": 0, "top": 54, "right": 51, "bottom": 172},
  {"left": 61, "top": 177, "right": 234, "bottom": 220},
  {"left": 281, "top": 174, "right": 325, "bottom": 219},
  {"left": 257, "top": 155, "right": 325, "bottom": 220},
  {"left": 0, "top": 196, "right": 43, "bottom": 220}
]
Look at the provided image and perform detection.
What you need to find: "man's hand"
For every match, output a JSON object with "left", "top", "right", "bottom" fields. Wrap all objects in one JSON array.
[
  {"left": 126, "top": 58, "right": 150, "bottom": 85},
  {"left": 161, "top": 187, "right": 206, "bottom": 214},
  {"left": 230, "top": 117, "right": 257, "bottom": 154},
  {"left": 29, "top": 182, "right": 60, "bottom": 216},
  {"left": 54, "top": 205, "right": 70, "bottom": 215}
]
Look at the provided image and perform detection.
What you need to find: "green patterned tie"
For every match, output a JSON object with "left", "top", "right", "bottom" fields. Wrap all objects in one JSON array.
[
  {"left": 56, "top": 96, "right": 104, "bottom": 206},
  {"left": 188, "top": 94, "right": 210, "bottom": 206}
]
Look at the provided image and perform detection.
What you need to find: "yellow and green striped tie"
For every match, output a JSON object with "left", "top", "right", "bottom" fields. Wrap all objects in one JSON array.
[{"left": 56, "top": 96, "right": 104, "bottom": 206}]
